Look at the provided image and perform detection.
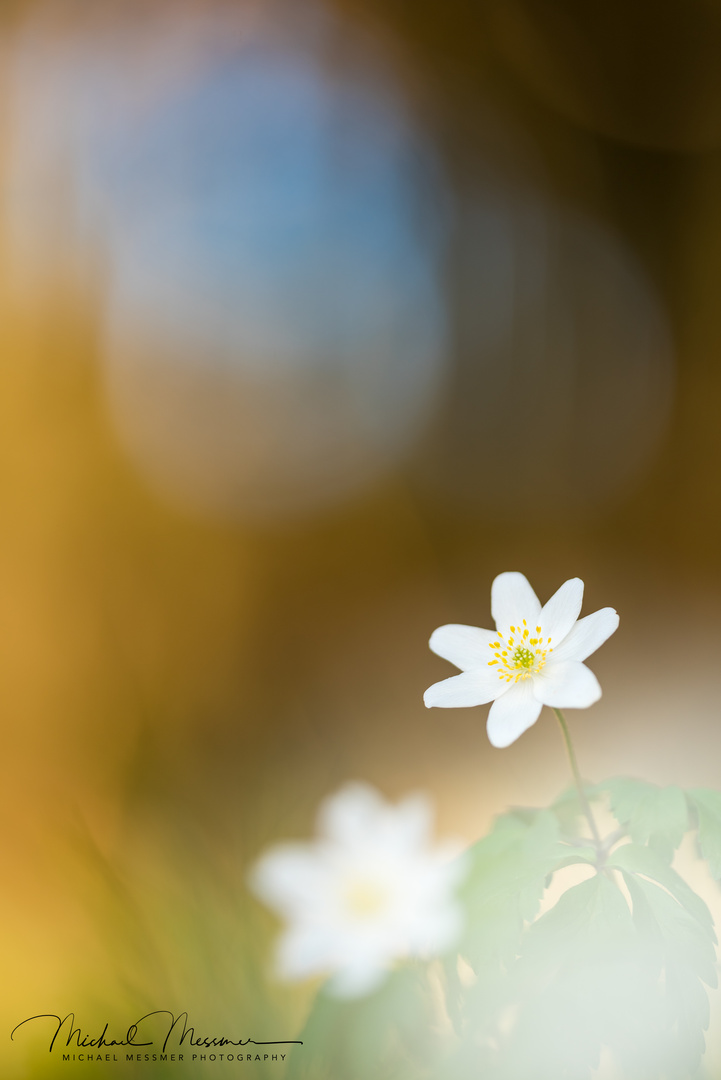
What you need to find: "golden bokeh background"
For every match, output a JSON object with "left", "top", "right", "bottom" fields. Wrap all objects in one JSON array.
[{"left": 2, "top": 0, "right": 721, "bottom": 1075}]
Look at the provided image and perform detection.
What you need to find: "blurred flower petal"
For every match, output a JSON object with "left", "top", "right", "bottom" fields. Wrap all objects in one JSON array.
[{"left": 248, "top": 781, "right": 465, "bottom": 996}]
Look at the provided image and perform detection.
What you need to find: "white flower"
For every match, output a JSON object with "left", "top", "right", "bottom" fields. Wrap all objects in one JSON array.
[
  {"left": 248, "top": 782, "right": 466, "bottom": 998},
  {"left": 424, "top": 572, "right": 619, "bottom": 749}
]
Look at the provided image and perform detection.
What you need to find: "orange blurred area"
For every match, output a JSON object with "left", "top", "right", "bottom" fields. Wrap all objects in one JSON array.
[{"left": 2, "top": 0, "right": 721, "bottom": 1075}]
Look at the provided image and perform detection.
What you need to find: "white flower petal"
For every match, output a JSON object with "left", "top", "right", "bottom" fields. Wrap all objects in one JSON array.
[
  {"left": 491, "top": 572, "right": 541, "bottom": 630},
  {"left": 532, "top": 660, "right": 601, "bottom": 709},
  {"left": 381, "top": 793, "right": 434, "bottom": 852},
  {"left": 550, "top": 607, "right": 620, "bottom": 663},
  {"left": 275, "top": 925, "right": 336, "bottom": 981},
  {"left": 424, "top": 669, "right": 503, "bottom": 709},
  {"left": 540, "top": 577, "right": 584, "bottom": 644},
  {"left": 420, "top": 845, "right": 470, "bottom": 893},
  {"left": 317, "top": 782, "right": 385, "bottom": 846},
  {"left": 486, "top": 680, "right": 543, "bottom": 748},
  {"left": 344, "top": 794, "right": 434, "bottom": 862},
  {"left": 406, "top": 902, "right": 464, "bottom": 954},
  {"left": 248, "top": 845, "right": 329, "bottom": 917},
  {"left": 251, "top": 782, "right": 465, "bottom": 997},
  {"left": 428, "top": 624, "right": 497, "bottom": 671},
  {"left": 326, "top": 960, "right": 388, "bottom": 998}
]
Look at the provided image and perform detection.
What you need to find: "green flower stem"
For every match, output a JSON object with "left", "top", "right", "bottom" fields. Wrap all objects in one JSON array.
[{"left": 553, "top": 707, "right": 601, "bottom": 850}]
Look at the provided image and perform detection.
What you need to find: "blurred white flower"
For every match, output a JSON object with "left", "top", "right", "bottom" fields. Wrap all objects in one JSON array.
[
  {"left": 248, "top": 782, "right": 466, "bottom": 997},
  {"left": 424, "top": 572, "right": 619, "bottom": 748}
]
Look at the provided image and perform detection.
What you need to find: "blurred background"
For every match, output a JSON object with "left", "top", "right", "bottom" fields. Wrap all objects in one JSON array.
[{"left": 2, "top": 0, "right": 721, "bottom": 1074}]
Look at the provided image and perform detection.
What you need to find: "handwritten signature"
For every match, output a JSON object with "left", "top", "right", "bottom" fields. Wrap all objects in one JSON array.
[{"left": 11, "top": 1011, "right": 304, "bottom": 1055}]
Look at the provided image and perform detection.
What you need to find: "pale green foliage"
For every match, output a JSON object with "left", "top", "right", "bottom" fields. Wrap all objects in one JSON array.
[
  {"left": 687, "top": 789, "right": 721, "bottom": 879},
  {"left": 454, "top": 810, "right": 565, "bottom": 969},
  {"left": 605, "top": 778, "right": 689, "bottom": 860},
  {"left": 283, "top": 780, "right": 721, "bottom": 1080},
  {"left": 284, "top": 967, "right": 436, "bottom": 1080}
]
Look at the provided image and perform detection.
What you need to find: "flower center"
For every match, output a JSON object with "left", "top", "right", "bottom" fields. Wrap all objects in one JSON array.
[
  {"left": 343, "top": 879, "right": 389, "bottom": 919},
  {"left": 487, "top": 618, "right": 553, "bottom": 684},
  {"left": 512, "top": 646, "right": 535, "bottom": 669}
]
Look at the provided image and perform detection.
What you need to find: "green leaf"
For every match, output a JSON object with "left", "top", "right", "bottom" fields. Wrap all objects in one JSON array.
[
  {"left": 550, "top": 784, "right": 601, "bottom": 837},
  {"left": 457, "top": 809, "right": 564, "bottom": 970},
  {"left": 551, "top": 845, "right": 598, "bottom": 873},
  {"left": 622, "top": 872, "right": 717, "bottom": 990},
  {"left": 449, "top": 878, "right": 635, "bottom": 1080},
  {"left": 444, "top": 817, "right": 721, "bottom": 1080},
  {"left": 603, "top": 778, "right": 688, "bottom": 859},
  {"left": 497, "top": 876, "right": 646, "bottom": 1080},
  {"left": 621, "top": 872, "right": 716, "bottom": 1077},
  {"left": 511, "top": 872, "right": 716, "bottom": 1080},
  {"left": 285, "top": 967, "right": 434, "bottom": 1080},
  {"left": 441, "top": 956, "right": 464, "bottom": 1038},
  {"left": 606, "top": 843, "right": 716, "bottom": 941},
  {"left": 687, "top": 788, "right": 721, "bottom": 879},
  {"left": 521, "top": 872, "right": 636, "bottom": 969}
]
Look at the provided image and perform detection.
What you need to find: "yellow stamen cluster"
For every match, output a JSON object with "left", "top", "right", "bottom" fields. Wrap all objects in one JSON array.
[
  {"left": 343, "top": 879, "right": 389, "bottom": 919},
  {"left": 487, "top": 618, "right": 552, "bottom": 683}
]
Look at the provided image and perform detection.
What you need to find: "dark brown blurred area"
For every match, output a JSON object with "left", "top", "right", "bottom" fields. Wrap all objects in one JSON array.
[{"left": 3, "top": 0, "right": 721, "bottom": 1073}]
